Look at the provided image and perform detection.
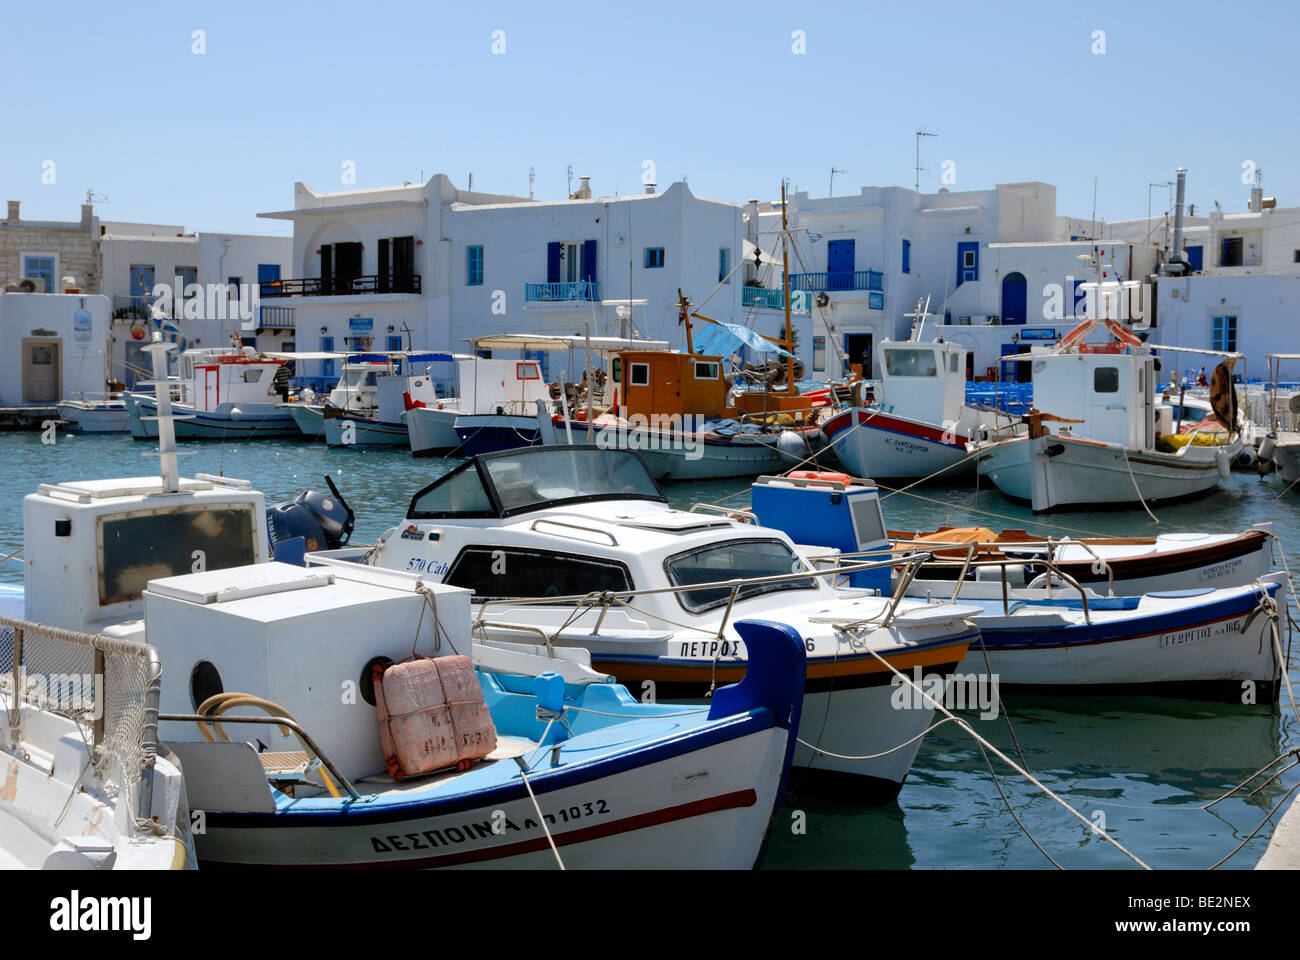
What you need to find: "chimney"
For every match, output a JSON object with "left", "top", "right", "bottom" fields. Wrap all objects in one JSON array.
[
  {"left": 81, "top": 203, "right": 94, "bottom": 226},
  {"left": 644, "top": 182, "right": 656, "bottom": 195},
  {"left": 6, "top": 201, "right": 19, "bottom": 222},
  {"left": 1171, "top": 167, "right": 1186, "bottom": 262},
  {"left": 574, "top": 175, "right": 592, "bottom": 200}
]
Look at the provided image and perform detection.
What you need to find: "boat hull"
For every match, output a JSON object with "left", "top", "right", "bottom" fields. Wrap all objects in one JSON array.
[
  {"left": 586, "top": 634, "right": 973, "bottom": 803},
  {"left": 286, "top": 403, "right": 325, "bottom": 439},
  {"left": 190, "top": 721, "right": 790, "bottom": 868},
  {"left": 454, "top": 415, "right": 545, "bottom": 457},
  {"left": 962, "top": 580, "right": 1284, "bottom": 701},
  {"left": 823, "top": 407, "right": 973, "bottom": 479},
  {"left": 975, "top": 433, "right": 1224, "bottom": 511},
  {"left": 561, "top": 419, "right": 819, "bottom": 481},
  {"left": 127, "top": 394, "right": 302, "bottom": 440},
  {"left": 324, "top": 415, "right": 408, "bottom": 447},
  {"left": 407, "top": 405, "right": 463, "bottom": 456},
  {"left": 55, "top": 402, "right": 128, "bottom": 434}
]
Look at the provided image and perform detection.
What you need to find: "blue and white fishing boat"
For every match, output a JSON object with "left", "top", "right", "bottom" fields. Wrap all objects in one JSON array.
[
  {"left": 749, "top": 472, "right": 1287, "bottom": 701},
  {"left": 126, "top": 346, "right": 299, "bottom": 440}
]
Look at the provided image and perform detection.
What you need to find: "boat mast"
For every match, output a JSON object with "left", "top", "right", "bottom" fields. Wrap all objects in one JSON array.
[
  {"left": 782, "top": 182, "right": 794, "bottom": 392},
  {"left": 678, "top": 289, "right": 694, "bottom": 354}
]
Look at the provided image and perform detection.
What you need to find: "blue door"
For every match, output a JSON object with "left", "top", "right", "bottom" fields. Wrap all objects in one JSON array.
[
  {"left": 1185, "top": 245, "right": 1203, "bottom": 271},
  {"left": 1001, "top": 272, "right": 1027, "bottom": 324},
  {"left": 258, "top": 263, "right": 281, "bottom": 296},
  {"left": 827, "top": 240, "right": 855, "bottom": 291}
]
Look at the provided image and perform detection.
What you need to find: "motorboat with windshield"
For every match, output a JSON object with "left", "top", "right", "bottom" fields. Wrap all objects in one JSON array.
[{"left": 312, "top": 445, "right": 984, "bottom": 803}]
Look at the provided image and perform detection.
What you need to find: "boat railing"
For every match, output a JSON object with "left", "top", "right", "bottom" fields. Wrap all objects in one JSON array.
[
  {"left": 0, "top": 614, "right": 162, "bottom": 820},
  {"left": 825, "top": 541, "right": 1103, "bottom": 616},
  {"left": 686, "top": 503, "right": 757, "bottom": 523},
  {"left": 529, "top": 517, "right": 619, "bottom": 546},
  {"left": 157, "top": 712, "right": 360, "bottom": 801},
  {"left": 884, "top": 535, "right": 1116, "bottom": 597},
  {"left": 472, "top": 551, "right": 938, "bottom": 647}
]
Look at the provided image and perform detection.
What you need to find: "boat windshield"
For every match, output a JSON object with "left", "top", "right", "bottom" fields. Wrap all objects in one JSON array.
[
  {"left": 664, "top": 538, "right": 817, "bottom": 614},
  {"left": 408, "top": 447, "right": 665, "bottom": 519}
]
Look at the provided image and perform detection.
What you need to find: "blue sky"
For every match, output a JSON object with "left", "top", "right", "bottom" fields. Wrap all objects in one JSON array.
[{"left": 3, "top": 0, "right": 1296, "bottom": 235}]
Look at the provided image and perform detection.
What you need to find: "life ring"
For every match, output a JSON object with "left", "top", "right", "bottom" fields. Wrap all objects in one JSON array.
[{"left": 787, "top": 470, "right": 853, "bottom": 485}]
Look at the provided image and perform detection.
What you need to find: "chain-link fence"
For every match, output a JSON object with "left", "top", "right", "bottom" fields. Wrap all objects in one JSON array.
[{"left": 0, "top": 614, "right": 161, "bottom": 813}]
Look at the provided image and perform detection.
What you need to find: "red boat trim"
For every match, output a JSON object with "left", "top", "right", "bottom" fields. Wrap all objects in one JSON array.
[
  {"left": 824, "top": 409, "right": 967, "bottom": 450},
  {"left": 203, "top": 789, "right": 759, "bottom": 869}
]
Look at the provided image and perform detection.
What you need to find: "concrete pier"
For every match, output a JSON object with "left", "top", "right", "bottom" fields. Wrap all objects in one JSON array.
[
  {"left": 0, "top": 406, "right": 57, "bottom": 430},
  {"left": 1255, "top": 791, "right": 1300, "bottom": 869}
]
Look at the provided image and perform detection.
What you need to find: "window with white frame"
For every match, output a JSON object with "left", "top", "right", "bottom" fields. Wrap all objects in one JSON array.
[
  {"left": 23, "top": 254, "right": 57, "bottom": 293},
  {"left": 629, "top": 362, "right": 650, "bottom": 386}
]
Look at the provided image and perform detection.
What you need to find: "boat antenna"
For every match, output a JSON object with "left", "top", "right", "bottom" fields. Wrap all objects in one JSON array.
[
  {"left": 915, "top": 130, "right": 936, "bottom": 192},
  {"left": 141, "top": 334, "right": 184, "bottom": 493}
]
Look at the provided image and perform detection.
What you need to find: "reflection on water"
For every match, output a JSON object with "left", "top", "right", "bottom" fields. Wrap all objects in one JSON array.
[{"left": 3, "top": 435, "right": 1300, "bottom": 868}]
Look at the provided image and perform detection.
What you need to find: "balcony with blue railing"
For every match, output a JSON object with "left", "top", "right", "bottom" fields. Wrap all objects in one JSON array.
[
  {"left": 258, "top": 305, "right": 295, "bottom": 330},
  {"left": 524, "top": 280, "right": 600, "bottom": 302},
  {"left": 741, "top": 285, "right": 811, "bottom": 313},
  {"left": 788, "top": 270, "right": 884, "bottom": 293}
]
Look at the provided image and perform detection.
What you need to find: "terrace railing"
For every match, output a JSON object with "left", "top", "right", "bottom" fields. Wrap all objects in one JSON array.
[
  {"left": 260, "top": 274, "right": 422, "bottom": 298},
  {"left": 788, "top": 270, "right": 884, "bottom": 293},
  {"left": 524, "top": 281, "right": 600, "bottom": 302}
]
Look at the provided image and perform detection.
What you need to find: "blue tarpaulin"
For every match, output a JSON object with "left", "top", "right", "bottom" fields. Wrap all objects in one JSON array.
[{"left": 693, "top": 322, "right": 794, "bottom": 359}]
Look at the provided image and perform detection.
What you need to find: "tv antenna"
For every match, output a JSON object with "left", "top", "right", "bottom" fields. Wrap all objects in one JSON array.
[
  {"left": 914, "top": 130, "right": 937, "bottom": 192},
  {"left": 829, "top": 167, "right": 848, "bottom": 196}
]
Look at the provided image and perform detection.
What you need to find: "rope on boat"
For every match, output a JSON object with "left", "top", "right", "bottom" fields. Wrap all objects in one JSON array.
[
  {"left": 413, "top": 582, "right": 458, "bottom": 656},
  {"left": 0, "top": 545, "right": 22, "bottom": 566},
  {"left": 847, "top": 642, "right": 1152, "bottom": 869},
  {"left": 1119, "top": 447, "right": 1161, "bottom": 524}
]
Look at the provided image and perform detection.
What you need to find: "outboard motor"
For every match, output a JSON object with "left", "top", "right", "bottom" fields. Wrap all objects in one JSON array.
[{"left": 266, "top": 475, "right": 355, "bottom": 565}]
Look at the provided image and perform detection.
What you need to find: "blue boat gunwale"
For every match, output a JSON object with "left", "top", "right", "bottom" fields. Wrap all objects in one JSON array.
[{"left": 968, "top": 581, "right": 1279, "bottom": 651}]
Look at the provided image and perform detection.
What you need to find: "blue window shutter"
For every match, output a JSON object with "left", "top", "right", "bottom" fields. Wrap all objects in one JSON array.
[
  {"left": 582, "top": 239, "right": 597, "bottom": 282},
  {"left": 547, "top": 243, "right": 561, "bottom": 283},
  {"left": 1186, "top": 245, "right": 1203, "bottom": 271},
  {"left": 902, "top": 239, "right": 910, "bottom": 274}
]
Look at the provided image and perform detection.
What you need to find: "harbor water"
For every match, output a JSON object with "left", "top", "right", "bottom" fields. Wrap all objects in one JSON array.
[{"left": 3, "top": 430, "right": 1298, "bottom": 870}]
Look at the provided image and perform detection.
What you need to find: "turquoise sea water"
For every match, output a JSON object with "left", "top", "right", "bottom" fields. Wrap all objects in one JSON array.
[{"left": 1, "top": 430, "right": 1297, "bottom": 869}]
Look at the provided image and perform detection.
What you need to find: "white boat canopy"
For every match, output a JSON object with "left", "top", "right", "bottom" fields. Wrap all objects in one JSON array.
[
  {"left": 261, "top": 350, "right": 476, "bottom": 362},
  {"left": 464, "top": 334, "right": 671, "bottom": 356}
]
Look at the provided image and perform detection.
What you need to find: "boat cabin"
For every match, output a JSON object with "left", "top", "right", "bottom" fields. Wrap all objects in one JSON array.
[
  {"left": 176, "top": 347, "right": 286, "bottom": 413},
  {"left": 456, "top": 356, "right": 549, "bottom": 415},
  {"left": 23, "top": 474, "right": 271, "bottom": 634},
  {"left": 1031, "top": 350, "right": 1155, "bottom": 449},
  {"left": 614, "top": 350, "right": 734, "bottom": 420},
  {"left": 877, "top": 339, "right": 968, "bottom": 426}
]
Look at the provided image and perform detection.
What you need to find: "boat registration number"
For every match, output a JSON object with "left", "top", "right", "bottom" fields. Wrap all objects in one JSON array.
[{"left": 1159, "top": 616, "right": 1244, "bottom": 649}]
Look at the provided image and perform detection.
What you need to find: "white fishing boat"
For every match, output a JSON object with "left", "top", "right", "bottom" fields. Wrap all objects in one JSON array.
[
  {"left": 312, "top": 445, "right": 983, "bottom": 803},
  {"left": 322, "top": 360, "right": 446, "bottom": 448},
  {"left": 55, "top": 397, "right": 129, "bottom": 434},
  {"left": 970, "top": 319, "right": 1242, "bottom": 511},
  {"left": 747, "top": 471, "right": 1287, "bottom": 701},
  {"left": 407, "top": 351, "right": 554, "bottom": 456},
  {"left": 280, "top": 358, "right": 386, "bottom": 439},
  {"left": 126, "top": 346, "right": 299, "bottom": 440},
  {"left": 1261, "top": 355, "right": 1300, "bottom": 487},
  {"left": 822, "top": 336, "right": 1019, "bottom": 480}
]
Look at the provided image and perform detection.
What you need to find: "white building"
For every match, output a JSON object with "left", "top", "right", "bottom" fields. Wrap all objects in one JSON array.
[
  {"left": 751, "top": 182, "right": 1062, "bottom": 379},
  {"left": 0, "top": 292, "right": 112, "bottom": 405},
  {"left": 99, "top": 225, "right": 293, "bottom": 387},
  {"left": 257, "top": 174, "right": 743, "bottom": 384}
]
